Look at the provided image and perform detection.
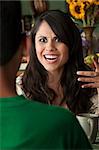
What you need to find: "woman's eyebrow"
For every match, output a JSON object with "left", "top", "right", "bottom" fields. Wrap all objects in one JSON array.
[{"left": 36, "top": 35, "right": 46, "bottom": 38}]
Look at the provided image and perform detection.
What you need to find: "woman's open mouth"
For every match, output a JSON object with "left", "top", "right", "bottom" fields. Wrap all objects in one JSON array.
[{"left": 44, "top": 54, "right": 58, "bottom": 63}]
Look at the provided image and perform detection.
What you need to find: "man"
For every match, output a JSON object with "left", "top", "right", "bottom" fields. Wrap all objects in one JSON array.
[{"left": 0, "top": 1, "right": 92, "bottom": 149}]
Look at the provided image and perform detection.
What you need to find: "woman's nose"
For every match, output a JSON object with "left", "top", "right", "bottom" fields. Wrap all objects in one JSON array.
[{"left": 46, "top": 40, "right": 56, "bottom": 51}]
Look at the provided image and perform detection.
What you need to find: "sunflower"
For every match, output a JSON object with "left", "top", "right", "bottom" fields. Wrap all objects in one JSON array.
[
  {"left": 69, "top": 2, "right": 85, "bottom": 19},
  {"left": 66, "top": 0, "right": 74, "bottom": 4},
  {"left": 82, "top": 1, "right": 91, "bottom": 10},
  {"left": 66, "top": 0, "right": 80, "bottom": 4},
  {"left": 94, "top": 0, "right": 99, "bottom": 5},
  {"left": 83, "top": 0, "right": 94, "bottom": 4},
  {"left": 66, "top": 0, "right": 99, "bottom": 26}
]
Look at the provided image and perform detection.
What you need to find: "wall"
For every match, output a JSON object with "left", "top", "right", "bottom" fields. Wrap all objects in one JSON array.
[
  {"left": 21, "top": 1, "right": 32, "bottom": 16},
  {"left": 21, "top": 0, "right": 99, "bottom": 52},
  {"left": 21, "top": 0, "right": 67, "bottom": 15}
]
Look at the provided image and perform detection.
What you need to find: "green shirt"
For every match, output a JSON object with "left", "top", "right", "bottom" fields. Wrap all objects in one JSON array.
[{"left": 0, "top": 95, "right": 92, "bottom": 149}]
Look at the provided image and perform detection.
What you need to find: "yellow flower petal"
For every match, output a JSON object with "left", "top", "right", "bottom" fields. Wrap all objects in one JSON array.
[
  {"left": 94, "top": 0, "right": 99, "bottom": 5},
  {"left": 66, "top": 0, "right": 81, "bottom": 4},
  {"left": 69, "top": 2, "right": 85, "bottom": 19}
]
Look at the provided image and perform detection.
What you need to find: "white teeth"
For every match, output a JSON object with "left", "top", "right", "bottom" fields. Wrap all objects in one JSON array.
[{"left": 44, "top": 55, "right": 58, "bottom": 59}]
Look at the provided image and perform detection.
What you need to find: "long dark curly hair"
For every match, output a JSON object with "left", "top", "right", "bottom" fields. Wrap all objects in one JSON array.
[{"left": 22, "top": 10, "right": 95, "bottom": 114}]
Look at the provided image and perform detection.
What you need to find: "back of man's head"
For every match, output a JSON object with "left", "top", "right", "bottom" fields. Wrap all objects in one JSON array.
[{"left": 0, "top": 1, "right": 22, "bottom": 66}]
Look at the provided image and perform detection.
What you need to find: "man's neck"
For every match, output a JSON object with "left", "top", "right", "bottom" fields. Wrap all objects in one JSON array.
[{"left": 0, "top": 69, "right": 17, "bottom": 97}]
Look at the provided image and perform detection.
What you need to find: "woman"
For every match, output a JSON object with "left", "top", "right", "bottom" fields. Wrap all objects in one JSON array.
[{"left": 22, "top": 10, "right": 99, "bottom": 114}]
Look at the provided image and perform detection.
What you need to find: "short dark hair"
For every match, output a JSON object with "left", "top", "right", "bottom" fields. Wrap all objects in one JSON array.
[{"left": 0, "top": 1, "right": 22, "bottom": 65}]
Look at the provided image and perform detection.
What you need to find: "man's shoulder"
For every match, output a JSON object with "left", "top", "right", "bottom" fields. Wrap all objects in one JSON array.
[
  {"left": 28, "top": 99, "right": 76, "bottom": 124},
  {"left": 15, "top": 96, "right": 76, "bottom": 126}
]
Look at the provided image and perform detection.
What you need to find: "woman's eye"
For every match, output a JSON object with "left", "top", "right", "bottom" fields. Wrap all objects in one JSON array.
[
  {"left": 39, "top": 37, "right": 47, "bottom": 43},
  {"left": 54, "top": 37, "right": 61, "bottom": 42}
]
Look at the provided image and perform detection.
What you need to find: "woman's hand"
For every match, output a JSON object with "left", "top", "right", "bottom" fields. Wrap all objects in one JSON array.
[{"left": 77, "top": 58, "right": 99, "bottom": 92}]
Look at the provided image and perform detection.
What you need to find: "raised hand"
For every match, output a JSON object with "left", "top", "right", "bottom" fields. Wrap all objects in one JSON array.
[
  {"left": 77, "top": 58, "right": 99, "bottom": 90},
  {"left": 77, "top": 58, "right": 99, "bottom": 114}
]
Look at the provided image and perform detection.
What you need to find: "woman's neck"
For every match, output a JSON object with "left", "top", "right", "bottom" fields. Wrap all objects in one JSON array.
[
  {"left": 48, "top": 70, "right": 62, "bottom": 89},
  {"left": 47, "top": 70, "right": 68, "bottom": 109},
  {"left": 48, "top": 70, "right": 63, "bottom": 104}
]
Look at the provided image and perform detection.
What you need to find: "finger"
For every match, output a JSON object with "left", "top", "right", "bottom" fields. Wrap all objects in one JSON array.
[
  {"left": 77, "top": 71, "right": 99, "bottom": 77},
  {"left": 81, "top": 83, "right": 99, "bottom": 88},
  {"left": 78, "top": 76, "right": 99, "bottom": 83}
]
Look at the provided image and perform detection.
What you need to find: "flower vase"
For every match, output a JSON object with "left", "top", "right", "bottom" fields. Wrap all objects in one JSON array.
[{"left": 83, "top": 26, "right": 95, "bottom": 55}]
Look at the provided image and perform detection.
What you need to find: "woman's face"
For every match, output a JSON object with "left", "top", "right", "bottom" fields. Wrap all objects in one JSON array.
[{"left": 35, "top": 20, "right": 69, "bottom": 73}]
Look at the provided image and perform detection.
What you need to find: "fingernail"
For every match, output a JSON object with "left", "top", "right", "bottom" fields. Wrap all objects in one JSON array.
[
  {"left": 77, "top": 78, "right": 81, "bottom": 81},
  {"left": 77, "top": 71, "right": 80, "bottom": 75},
  {"left": 81, "top": 85, "right": 84, "bottom": 88}
]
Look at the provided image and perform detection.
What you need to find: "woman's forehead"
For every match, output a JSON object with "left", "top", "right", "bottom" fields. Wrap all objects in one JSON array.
[{"left": 35, "top": 20, "right": 56, "bottom": 37}]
